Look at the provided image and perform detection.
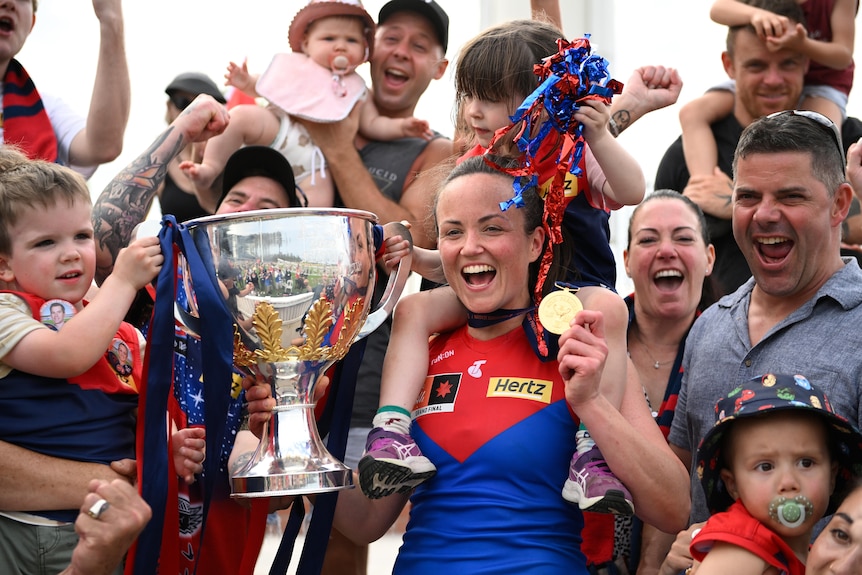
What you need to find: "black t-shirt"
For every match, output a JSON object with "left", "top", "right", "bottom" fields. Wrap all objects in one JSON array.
[{"left": 655, "top": 114, "right": 748, "bottom": 296}]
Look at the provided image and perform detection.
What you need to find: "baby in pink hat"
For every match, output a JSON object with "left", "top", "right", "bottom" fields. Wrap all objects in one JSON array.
[{"left": 181, "top": 0, "right": 432, "bottom": 211}]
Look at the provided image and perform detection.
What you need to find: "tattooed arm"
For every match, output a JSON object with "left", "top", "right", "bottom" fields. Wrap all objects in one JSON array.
[{"left": 92, "top": 95, "right": 230, "bottom": 285}]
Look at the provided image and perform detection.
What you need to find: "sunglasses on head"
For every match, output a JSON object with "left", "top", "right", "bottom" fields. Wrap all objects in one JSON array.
[
  {"left": 766, "top": 109, "right": 845, "bottom": 165},
  {"left": 169, "top": 94, "right": 194, "bottom": 111}
]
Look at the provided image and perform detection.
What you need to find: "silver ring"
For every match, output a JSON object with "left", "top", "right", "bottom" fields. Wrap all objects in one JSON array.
[{"left": 87, "top": 498, "right": 110, "bottom": 519}]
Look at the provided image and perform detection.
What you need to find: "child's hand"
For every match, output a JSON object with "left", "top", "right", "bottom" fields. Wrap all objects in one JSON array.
[
  {"left": 402, "top": 117, "right": 433, "bottom": 140},
  {"left": 113, "top": 236, "right": 164, "bottom": 290},
  {"left": 848, "top": 138, "right": 862, "bottom": 201},
  {"left": 225, "top": 58, "right": 256, "bottom": 96},
  {"left": 750, "top": 8, "right": 791, "bottom": 39},
  {"left": 171, "top": 427, "right": 206, "bottom": 484},
  {"left": 764, "top": 22, "right": 807, "bottom": 53},
  {"left": 380, "top": 221, "right": 413, "bottom": 272},
  {"left": 381, "top": 234, "right": 411, "bottom": 272},
  {"left": 573, "top": 99, "right": 611, "bottom": 144}
]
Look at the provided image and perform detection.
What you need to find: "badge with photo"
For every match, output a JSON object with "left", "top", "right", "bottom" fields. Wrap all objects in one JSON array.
[
  {"left": 108, "top": 338, "right": 134, "bottom": 378},
  {"left": 40, "top": 299, "right": 75, "bottom": 331}
]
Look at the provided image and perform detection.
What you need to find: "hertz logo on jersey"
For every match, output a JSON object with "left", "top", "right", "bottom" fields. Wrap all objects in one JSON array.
[{"left": 487, "top": 377, "right": 553, "bottom": 403}]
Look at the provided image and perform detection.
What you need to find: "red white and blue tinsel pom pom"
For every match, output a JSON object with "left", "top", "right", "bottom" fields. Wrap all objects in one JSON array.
[{"left": 483, "top": 34, "right": 622, "bottom": 303}]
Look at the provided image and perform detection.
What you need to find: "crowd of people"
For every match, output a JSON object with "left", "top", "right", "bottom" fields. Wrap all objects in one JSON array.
[{"left": 2, "top": 0, "right": 862, "bottom": 574}]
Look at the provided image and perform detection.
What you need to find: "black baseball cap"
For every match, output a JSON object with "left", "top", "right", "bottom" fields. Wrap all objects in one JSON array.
[
  {"left": 219, "top": 147, "right": 300, "bottom": 208},
  {"left": 165, "top": 72, "right": 226, "bottom": 104},
  {"left": 378, "top": 0, "right": 449, "bottom": 53}
]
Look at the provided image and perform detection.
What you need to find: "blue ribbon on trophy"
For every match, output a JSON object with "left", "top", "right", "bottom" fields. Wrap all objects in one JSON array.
[{"left": 130, "top": 215, "right": 234, "bottom": 575}]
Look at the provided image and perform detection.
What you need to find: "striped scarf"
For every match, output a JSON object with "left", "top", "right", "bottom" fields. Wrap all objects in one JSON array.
[{"left": 2, "top": 59, "right": 58, "bottom": 162}]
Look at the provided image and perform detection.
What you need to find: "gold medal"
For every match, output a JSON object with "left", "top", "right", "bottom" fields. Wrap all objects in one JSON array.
[{"left": 538, "top": 285, "right": 583, "bottom": 335}]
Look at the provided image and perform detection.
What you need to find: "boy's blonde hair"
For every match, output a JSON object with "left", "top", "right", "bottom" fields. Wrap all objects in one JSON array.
[{"left": 0, "top": 147, "right": 91, "bottom": 255}]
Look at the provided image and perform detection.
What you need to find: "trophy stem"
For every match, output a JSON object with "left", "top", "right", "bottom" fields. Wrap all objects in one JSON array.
[{"left": 231, "top": 362, "right": 354, "bottom": 498}]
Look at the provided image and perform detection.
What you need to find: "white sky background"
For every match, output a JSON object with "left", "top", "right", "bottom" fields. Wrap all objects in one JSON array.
[{"left": 19, "top": 0, "right": 862, "bottom": 293}]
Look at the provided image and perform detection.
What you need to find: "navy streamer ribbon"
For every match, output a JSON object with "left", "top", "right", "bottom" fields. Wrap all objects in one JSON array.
[
  {"left": 132, "top": 215, "right": 235, "bottom": 575},
  {"left": 267, "top": 338, "right": 367, "bottom": 575}
]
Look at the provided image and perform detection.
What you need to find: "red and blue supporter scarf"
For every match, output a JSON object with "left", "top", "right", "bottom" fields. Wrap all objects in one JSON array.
[{"left": 2, "top": 59, "right": 58, "bottom": 163}]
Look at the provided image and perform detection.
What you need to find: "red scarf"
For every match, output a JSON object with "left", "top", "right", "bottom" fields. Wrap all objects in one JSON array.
[{"left": 2, "top": 59, "right": 58, "bottom": 162}]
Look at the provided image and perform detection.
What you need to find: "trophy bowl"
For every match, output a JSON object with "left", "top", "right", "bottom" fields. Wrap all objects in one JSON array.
[{"left": 178, "top": 208, "right": 411, "bottom": 497}]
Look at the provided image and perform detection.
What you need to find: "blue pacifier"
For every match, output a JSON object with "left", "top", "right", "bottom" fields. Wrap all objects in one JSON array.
[{"left": 767, "top": 495, "right": 815, "bottom": 528}]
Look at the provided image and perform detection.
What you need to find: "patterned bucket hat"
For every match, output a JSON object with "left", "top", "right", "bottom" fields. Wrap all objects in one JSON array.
[{"left": 696, "top": 373, "right": 862, "bottom": 514}]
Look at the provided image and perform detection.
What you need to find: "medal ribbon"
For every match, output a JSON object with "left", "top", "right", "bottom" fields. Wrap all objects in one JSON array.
[{"left": 466, "top": 306, "right": 535, "bottom": 328}]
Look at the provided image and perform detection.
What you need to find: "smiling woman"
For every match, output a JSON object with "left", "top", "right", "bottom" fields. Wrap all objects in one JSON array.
[
  {"left": 273, "top": 155, "right": 695, "bottom": 574},
  {"left": 612, "top": 189, "right": 718, "bottom": 573},
  {"left": 434, "top": 164, "right": 545, "bottom": 325}
]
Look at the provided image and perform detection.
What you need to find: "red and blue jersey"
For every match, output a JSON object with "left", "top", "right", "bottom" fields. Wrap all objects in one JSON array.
[
  {"left": 393, "top": 325, "right": 589, "bottom": 574},
  {"left": 0, "top": 291, "right": 140, "bottom": 522}
]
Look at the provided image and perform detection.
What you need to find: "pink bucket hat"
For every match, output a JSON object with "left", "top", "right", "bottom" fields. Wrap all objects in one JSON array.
[{"left": 288, "top": 0, "right": 377, "bottom": 60}]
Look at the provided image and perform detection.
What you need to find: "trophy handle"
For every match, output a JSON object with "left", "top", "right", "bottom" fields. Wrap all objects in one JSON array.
[{"left": 356, "top": 221, "right": 413, "bottom": 341}]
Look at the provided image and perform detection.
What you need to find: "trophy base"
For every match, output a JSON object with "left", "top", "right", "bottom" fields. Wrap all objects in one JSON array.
[{"left": 231, "top": 467, "right": 354, "bottom": 498}]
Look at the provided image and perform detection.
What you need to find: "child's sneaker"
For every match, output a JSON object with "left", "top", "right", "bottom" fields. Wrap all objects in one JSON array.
[
  {"left": 358, "top": 427, "right": 436, "bottom": 499},
  {"left": 562, "top": 445, "right": 634, "bottom": 515}
]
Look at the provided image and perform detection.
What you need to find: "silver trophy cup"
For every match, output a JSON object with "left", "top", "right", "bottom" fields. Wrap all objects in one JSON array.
[{"left": 177, "top": 208, "right": 412, "bottom": 497}]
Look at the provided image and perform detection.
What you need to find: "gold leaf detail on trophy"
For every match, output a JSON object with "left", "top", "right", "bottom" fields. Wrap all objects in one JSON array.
[
  {"left": 331, "top": 297, "right": 364, "bottom": 359},
  {"left": 233, "top": 325, "right": 256, "bottom": 367},
  {"left": 251, "top": 301, "right": 290, "bottom": 362},
  {"left": 299, "top": 297, "right": 335, "bottom": 361}
]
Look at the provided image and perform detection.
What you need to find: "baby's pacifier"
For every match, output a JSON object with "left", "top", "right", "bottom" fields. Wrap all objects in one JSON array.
[
  {"left": 330, "top": 55, "right": 351, "bottom": 97},
  {"left": 767, "top": 495, "right": 815, "bottom": 528},
  {"left": 331, "top": 55, "right": 350, "bottom": 75}
]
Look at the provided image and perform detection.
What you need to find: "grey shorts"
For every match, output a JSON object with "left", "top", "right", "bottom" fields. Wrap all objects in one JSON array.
[
  {"left": 802, "top": 84, "right": 848, "bottom": 119},
  {"left": 0, "top": 515, "right": 82, "bottom": 575}
]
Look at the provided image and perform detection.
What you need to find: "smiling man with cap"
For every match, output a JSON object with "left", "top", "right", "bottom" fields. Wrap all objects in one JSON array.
[
  {"left": 217, "top": 145, "right": 300, "bottom": 213},
  {"left": 378, "top": 0, "right": 449, "bottom": 54}
]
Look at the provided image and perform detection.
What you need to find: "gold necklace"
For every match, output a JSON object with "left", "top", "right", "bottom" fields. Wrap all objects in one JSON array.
[{"left": 632, "top": 328, "right": 675, "bottom": 370}]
